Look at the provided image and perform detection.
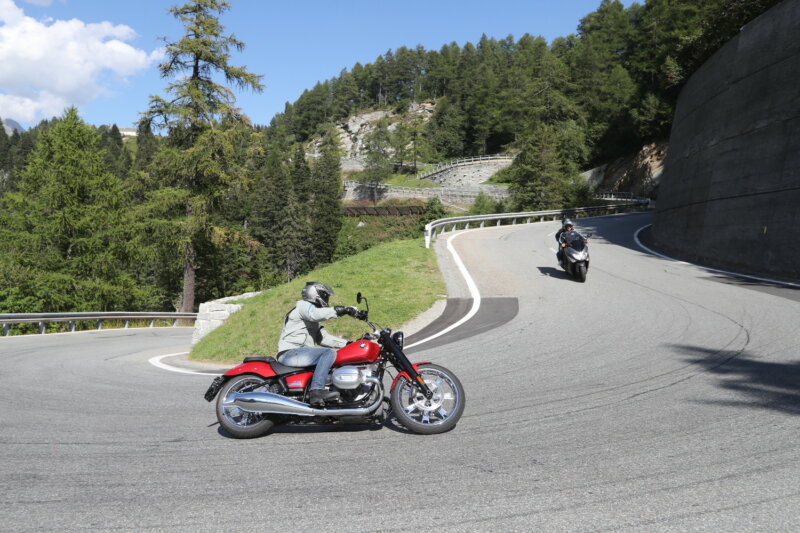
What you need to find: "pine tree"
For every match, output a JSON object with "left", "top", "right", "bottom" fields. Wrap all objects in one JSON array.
[
  {"left": 0, "top": 123, "right": 10, "bottom": 192},
  {"left": 290, "top": 145, "right": 312, "bottom": 205},
  {"left": 289, "top": 145, "right": 314, "bottom": 272},
  {"left": 426, "top": 96, "right": 465, "bottom": 159},
  {"left": 309, "top": 131, "right": 343, "bottom": 265},
  {"left": 0, "top": 107, "right": 155, "bottom": 313},
  {"left": 249, "top": 151, "right": 306, "bottom": 282},
  {"left": 362, "top": 118, "right": 392, "bottom": 205},
  {"left": 100, "top": 124, "right": 132, "bottom": 179},
  {"left": 144, "top": 0, "right": 263, "bottom": 312},
  {"left": 133, "top": 118, "right": 159, "bottom": 172},
  {"left": 509, "top": 124, "right": 570, "bottom": 211}
]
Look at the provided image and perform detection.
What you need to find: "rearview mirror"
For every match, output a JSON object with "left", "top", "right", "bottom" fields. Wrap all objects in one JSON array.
[{"left": 356, "top": 292, "right": 362, "bottom": 304}]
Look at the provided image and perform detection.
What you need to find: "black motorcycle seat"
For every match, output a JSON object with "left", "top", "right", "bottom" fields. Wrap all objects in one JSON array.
[
  {"left": 243, "top": 356, "right": 277, "bottom": 364},
  {"left": 242, "top": 356, "right": 313, "bottom": 375}
]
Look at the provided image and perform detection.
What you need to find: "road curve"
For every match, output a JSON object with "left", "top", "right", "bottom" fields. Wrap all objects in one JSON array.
[{"left": 2, "top": 212, "right": 799, "bottom": 532}]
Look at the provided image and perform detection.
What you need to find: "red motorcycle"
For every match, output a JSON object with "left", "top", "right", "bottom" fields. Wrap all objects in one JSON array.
[{"left": 204, "top": 292, "right": 465, "bottom": 438}]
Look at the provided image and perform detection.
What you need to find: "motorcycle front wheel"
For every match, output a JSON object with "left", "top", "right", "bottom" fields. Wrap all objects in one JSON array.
[
  {"left": 216, "top": 375, "right": 277, "bottom": 439},
  {"left": 577, "top": 262, "right": 587, "bottom": 282},
  {"left": 391, "top": 363, "right": 465, "bottom": 435}
]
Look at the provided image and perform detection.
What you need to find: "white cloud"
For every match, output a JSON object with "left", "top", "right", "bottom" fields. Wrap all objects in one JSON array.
[{"left": 0, "top": 0, "right": 157, "bottom": 123}]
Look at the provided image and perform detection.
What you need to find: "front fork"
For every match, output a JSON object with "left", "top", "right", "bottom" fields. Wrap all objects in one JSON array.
[{"left": 380, "top": 331, "right": 434, "bottom": 399}]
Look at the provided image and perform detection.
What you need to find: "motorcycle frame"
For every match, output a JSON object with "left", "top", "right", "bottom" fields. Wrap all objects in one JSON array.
[{"left": 210, "top": 329, "right": 434, "bottom": 403}]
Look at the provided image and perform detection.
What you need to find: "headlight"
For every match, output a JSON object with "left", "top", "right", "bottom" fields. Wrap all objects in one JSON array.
[{"left": 391, "top": 331, "right": 404, "bottom": 348}]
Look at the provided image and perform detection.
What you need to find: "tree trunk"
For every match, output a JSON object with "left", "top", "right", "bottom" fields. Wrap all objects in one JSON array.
[{"left": 181, "top": 242, "right": 196, "bottom": 313}]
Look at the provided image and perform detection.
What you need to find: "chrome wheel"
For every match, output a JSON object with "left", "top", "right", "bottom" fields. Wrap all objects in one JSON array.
[
  {"left": 391, "top": 364, "right": 465, "bottom": 434},
  {"left": 216, "top": 375, "right": 276, "bottom": 438}
]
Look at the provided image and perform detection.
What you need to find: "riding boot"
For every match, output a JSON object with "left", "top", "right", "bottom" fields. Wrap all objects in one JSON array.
[{"left": 309, "top": 389, "right": 340, "bottom": 405}]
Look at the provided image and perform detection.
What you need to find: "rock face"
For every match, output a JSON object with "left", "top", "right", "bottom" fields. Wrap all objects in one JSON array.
[
  {"left": 1, "top": 118, "right": 23, "bottom": 136},
  {"left": 307, "top": 101, "right": 435, "bottom": 171},
  {"left": 585, "top": 142, "right": 668, "bottom": 198}
]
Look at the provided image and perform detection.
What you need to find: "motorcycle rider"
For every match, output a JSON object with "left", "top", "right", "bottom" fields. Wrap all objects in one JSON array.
[
  {"left": 555, "top": 218, "right": 575, "bottom": 266},
  {"left": 277, "top": 281, "right": 360, "bottom": 405},
  {"left": 556, "top": 217, "right": 588, "bottom": 265}
]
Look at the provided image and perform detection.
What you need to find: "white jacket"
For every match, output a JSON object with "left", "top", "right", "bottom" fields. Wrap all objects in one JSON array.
[{"left": 277, "top": 300, "right": 347, "bottom": 353}]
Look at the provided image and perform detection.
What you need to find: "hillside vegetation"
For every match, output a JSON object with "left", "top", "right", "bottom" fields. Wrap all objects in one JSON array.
[
  {"left": 191, "top": 239, "right": 445, "bottom": 363},
  {"left": 0, "top": 0, "right": 782, "bottom": 316}
]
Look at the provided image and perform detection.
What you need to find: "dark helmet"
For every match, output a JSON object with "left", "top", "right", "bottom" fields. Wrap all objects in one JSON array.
[{"left": 302, "top": 281, "right": 334, "bottom": 308}]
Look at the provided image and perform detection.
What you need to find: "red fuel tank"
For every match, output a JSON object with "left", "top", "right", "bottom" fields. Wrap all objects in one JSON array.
[{"left": 335, "top": 340, "right": 380, "bottom": 365}]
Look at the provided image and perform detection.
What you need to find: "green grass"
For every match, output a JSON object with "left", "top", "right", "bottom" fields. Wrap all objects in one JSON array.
[
  {"left": 384, "top": 174, "right": 438, "bottom": 188},
  {"left": 190, "top": 238, "right": 446, "bottom": 363},
  {"left": 344, "top": 170, "right": 439, "bottom": 189},
  {"left": 480, "top": 178, "right": 512, "bottom": 186}
]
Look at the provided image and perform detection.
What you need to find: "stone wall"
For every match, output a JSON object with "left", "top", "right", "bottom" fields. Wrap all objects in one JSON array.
[
  {"left": 341, "top": 181, "right": 509, "bottom": 205},
  {"left": 428, "top": 159, "right": 513, "bottom": 188},
  {"left": 652, "top": 0, "right": 800, "bottom": 280},
  {"left": 191, "top": 291, "right": 261, "bottom": 345}
]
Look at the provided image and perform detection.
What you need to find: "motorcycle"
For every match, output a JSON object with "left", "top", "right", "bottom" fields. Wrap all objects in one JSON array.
[
  {"left": 559, "top": 231, "right": 591, "bottom": 282},
  {"left": 204, "top": 292, "right": 465, "bottom": 438}
]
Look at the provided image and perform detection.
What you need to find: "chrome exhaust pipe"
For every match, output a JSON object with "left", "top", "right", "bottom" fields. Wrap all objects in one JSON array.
[{"left": 226, "top": 377, "right": 383, "bottom": 417}]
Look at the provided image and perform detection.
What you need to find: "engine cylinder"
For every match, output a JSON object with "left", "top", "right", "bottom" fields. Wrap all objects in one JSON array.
[{"left": 331, "top": 366, "right": 362, "bottom": 390}]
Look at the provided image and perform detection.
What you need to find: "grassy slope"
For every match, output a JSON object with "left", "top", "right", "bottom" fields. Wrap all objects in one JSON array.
[{"left": 190, "top": 239, "right": 446, "bottom": 363}]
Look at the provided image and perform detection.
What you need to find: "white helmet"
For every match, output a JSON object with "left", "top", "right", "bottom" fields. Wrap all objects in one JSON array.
[{"left": 302, "top": 281, "right": 334, "bottom": 308}]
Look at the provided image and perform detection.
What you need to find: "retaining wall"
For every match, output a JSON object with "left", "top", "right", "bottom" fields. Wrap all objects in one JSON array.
[
  {"left": 341, "top": 181, "right": 509, "bottom": 205},
  {"left": 191, "top": 291, "right": 261, "bottom": 345},
  {"left": 652, "top": 0, "right": 800, "bottom": 280}
]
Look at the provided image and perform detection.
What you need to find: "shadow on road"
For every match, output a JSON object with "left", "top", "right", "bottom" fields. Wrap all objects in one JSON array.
[
  {"left": 559, "top": 210, "right": 652, "bottom": 254},
  {"left": 216, "top": 421, "right": 387, "bottom": 439},
  {"left": 536, "top": 266, "right": 572, "bottom": 280},
  {"left": 670, "top": 343, "right": 800, "bottom": 415}
]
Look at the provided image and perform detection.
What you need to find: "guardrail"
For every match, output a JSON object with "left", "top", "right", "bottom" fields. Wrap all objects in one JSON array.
[
  {"left": 0, "top": 312, "right": 198, "bottom": 336},
  {"left": 594, "top": 192, "right": 645, "bottom": 201},
  {"left": 414, "top": 155, "right": 515, "bottom": 181},
  {"left": 423, "top": 201, "right": 650, "bottom": 248}
]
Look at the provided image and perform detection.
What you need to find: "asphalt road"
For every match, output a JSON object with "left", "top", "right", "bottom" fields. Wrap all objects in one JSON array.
[{"left": 2, "top": 212, "right": 799, "bottom": 532}]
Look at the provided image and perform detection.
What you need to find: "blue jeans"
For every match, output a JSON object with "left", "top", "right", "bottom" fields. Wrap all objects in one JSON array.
[{"left": 278, "top": 347, "right": 337, "bottom": 390}]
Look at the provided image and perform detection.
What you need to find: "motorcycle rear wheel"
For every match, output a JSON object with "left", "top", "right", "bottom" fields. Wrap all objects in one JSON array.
[
  {"left": 391, "top": 363, "right": 465, "bottom": 435},
  {"left": 216, "top": 375, "right": 277, "bottom": 439},
  {"left": 577, "top": 263, "right": 587, "bottom": 282}
]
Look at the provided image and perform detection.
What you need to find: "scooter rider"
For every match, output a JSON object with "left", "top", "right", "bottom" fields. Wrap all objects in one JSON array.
[
  {"left": 555, "top": 218, "right": 575, "bottom": 265},
  {"left": 277, "top": 281, "right": 360, "bottom": 405},
  {"left": 556, "top": 218, "right": 588, "bottom": 264}
]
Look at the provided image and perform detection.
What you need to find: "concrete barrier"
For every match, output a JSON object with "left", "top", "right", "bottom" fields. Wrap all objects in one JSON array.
[{"left": 653, "top": 0, "right": 800, "bottom": 280}]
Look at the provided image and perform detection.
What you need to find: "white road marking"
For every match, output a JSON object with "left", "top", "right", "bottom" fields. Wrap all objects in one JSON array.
[
  {"left": 148, "top": 352, "right": 221, "bottom": 376},
  {"left": 405, "top": 230, "right": 482, "bottom": 349}
]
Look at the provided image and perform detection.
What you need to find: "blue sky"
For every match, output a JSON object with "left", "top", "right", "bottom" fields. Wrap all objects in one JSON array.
[{"left": 1, "top": 0, "right": 635, "bottom": 130}]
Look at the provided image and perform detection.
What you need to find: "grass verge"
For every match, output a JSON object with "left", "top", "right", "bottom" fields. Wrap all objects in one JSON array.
[
  {"left": 384, "top": 175, "right": 438, "bottom": 188},
  {"left": 190, "top": 238, "right": 446, "bottom": 364}
]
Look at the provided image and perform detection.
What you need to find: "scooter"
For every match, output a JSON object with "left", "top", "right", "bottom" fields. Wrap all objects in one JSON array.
[{"left": 559, "top": 231, "right": 591, "bottom": 282}]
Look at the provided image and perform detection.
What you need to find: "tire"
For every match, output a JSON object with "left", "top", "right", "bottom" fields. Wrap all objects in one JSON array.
[
  {"left": 216, "top": 375, "right": 277, "bottom": 439},
  {"left": 577, "top": 263, "right": 587, "bottom": 282},
  {"left": 390, "top": 363, "right": 465, "bottom": 435}
]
